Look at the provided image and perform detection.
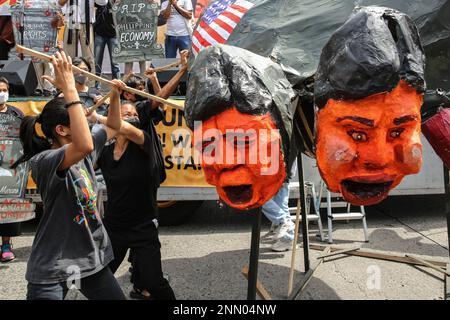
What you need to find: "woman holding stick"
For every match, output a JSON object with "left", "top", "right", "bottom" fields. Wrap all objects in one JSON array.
[
  {"left": 11, "top": 51, "right": 125, "bottom": 300},
  {"left": 89, "top": 99, "right": 176, "bottom": 300}
]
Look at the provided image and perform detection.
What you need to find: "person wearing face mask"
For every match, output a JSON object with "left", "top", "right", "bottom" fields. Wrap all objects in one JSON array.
[
  {"left": 51, "top": 57, "right": 107, "bottom": 115},
  {"left": 122, "top": 50, "right": 189, "bottom": 129},
  {"left": 89, "top": 100, "right": 175, "bottom": 300},
  {"left": 11, "top": 51, "right": 126, "bottom": 300},
  {"left": 0, "top": 77, "right": 24, "bottom": 263},
  {"left": 0, "top": 78, "right": 24, "bottom": 119}
]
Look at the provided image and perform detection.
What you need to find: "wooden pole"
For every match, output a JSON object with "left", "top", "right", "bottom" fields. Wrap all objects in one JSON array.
[
  {"left": 444, "top": 165, "right": 450, "bottom": 255},
  {"left": 298, "top": 155, "right": 310, "bottom": 272},
  {"left": 443, "top": 165, "right": 450, "bottom": 299},
  {"left": 307, "top": 243, "right": 449, "bottom": 268},
  {"left": 288, "top": 246, "right": 330, "bottom": 300},
  {"left": 15, "top": 45, "right": 184, "bottom": 110},
  {"left": 247, "top": 208, "right": 262, "bottom": 300},
  {"left": 446, "top": 263, "right": 450, "bottom": 300},
  {"left": 287, "top": 198, "right": 302, "bottom": 297},
  {"left": 405, "top": 255, "right": 450, "bottom": 277},
  {"left": 86, "top": 72, "right": 138, "bottom": 114},
  {"left": 86, "top": 92, "right": 112, "bottom": 115},
  {"left": 152, "top": 60, "right": 181, "bottom": 73},
  {"left": 241, "top": 266, "right": 272, "bottom": 300},
  {"left": 317, "top": 247, "right": 360, "bottom": 260}
]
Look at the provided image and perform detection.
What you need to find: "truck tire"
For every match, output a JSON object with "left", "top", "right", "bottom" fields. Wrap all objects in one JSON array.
[{"left": 157, "top": 200, "right": 203, "bottom": 226}]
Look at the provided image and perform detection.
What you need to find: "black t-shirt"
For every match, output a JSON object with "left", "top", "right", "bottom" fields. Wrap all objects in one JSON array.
[
  {"left": 98, "top": 131, "right": 159, "bottom": 231},
  {"left": 136, "top": 100, "right": 165, "bottom": 129},
  {"left": 94, "top": 1, "right": 116, "bottom": 38}
]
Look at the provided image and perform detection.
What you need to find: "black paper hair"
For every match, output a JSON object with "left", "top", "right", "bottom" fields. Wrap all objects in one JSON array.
[
  {"left": 314, "top": 6, "right": 426, "bottom": 108},
  {"left": 185, "top": 44, "right": 297, "bottom": 173}
]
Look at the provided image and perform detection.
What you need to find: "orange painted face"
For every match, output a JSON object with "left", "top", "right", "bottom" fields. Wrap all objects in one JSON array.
[
  {"left": 316, "top": 80, "right": 423, "bottom": 206},
  {"left": 193, "top": 107, "right": 286, "bottom": 210}
]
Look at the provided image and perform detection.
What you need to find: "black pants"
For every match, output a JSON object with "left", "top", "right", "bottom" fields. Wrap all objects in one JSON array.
[
  {"left": 0, "top": 222, "right": 22, "bottom": 237},
  {"left": 0, "top": 42, "right": 11, "bottom": 60},
  {"left": 107, "top": 222, "right": 175, "bottom": 300},
  {"left": 27, "top": 267, "right": 126, "bottom": 300}
]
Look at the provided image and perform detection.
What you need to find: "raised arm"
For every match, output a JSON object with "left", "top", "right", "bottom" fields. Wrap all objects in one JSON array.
[
  {"left": 144, "top": 68, "right": 162, "bottom": 96},
  {"left": 162, "top": 0, "right": 172, "bottom": 19},
  {"left": 88, "top": 79, "right": 145, "bottom": 146},
  {"left": 150, "top": 50, "right": 189, "bottom": 109},
  {"left": 47, "top": 52, "right": 94, "bottom": 170},
  {"left": 172, "top": 0, "right": 193, "bottom": 20},
  {"left": 90, "top": 112, "right": 146, "bottom": 147},
  {"left": 106, "top": 80, "right": 125, "bottom": 131}
]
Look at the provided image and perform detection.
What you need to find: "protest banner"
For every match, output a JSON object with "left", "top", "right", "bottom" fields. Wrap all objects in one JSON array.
[
  {"left": 10, "top": 0, "right": 59, "bottom": 56},
  {"left": 112, "top": 0, "right": 164, "bottom": 63},
  {"left": 0, "top": 113, "right": 34, "bottom": 223}
]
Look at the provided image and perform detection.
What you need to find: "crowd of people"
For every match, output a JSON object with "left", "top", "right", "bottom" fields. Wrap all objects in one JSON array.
[
  {"left": 0, "top": 0, "right": 297, "bottom": 300},
  {"left": 1, "top": 0, "right": 195, "bottom": 95}
]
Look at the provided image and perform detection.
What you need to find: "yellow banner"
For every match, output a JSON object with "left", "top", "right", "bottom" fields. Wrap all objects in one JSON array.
[
  {"left": 156, "top": 101, "right": 209, "bottom": 187},
  {"left": 9, "top": 99, "right": 209, "bottom": 188}
]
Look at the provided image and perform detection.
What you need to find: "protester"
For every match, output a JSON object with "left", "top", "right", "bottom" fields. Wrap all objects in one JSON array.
[
  {"left": 0, "top": 1, "right": 14, "bottom": 60},
  {"left": 94, "top": 0, "right": 120, "bottom": 89},
  {"left": 51, "top": 57, "right": 107, "bottom": 115},
  {"left": 124, "top": 62, "right": 148, "bottom": 80},
  {"left": 160, "top": 0, "right": 193, "bottom": 58},
  {"left": 34, "top": 62, "right": 57, "bottom": 97},
  {"left": 261, "top": 183, "right": 295, "bottom": 252},
  {"left": 32, "top": 0, "right": 61, "bottom": 97},
  {"left": 0, "top": 78, "right": 24, "bottom": 118},
  {"left": 0, "top": 77, "right": 24, "bottom": 263},
  {"left": 261, "top": 159, "right": 297, "bottom": 252},
  {"left": 11, "top": 51, "right": 125, "bottom": 300},
  {"left": 115, "top": 54, "right": 188, "bottom": 289},
  {"left": 58, "top": 0, "right": 108, "bottom": 74},
  {"left": 89, "top": 97, "right": 175, "bottom": 300},
  {"left": 122, "top": 50, "right": 189, "bottom": 130}
]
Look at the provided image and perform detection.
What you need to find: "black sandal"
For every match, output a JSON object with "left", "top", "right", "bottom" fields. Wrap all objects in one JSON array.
[{"left": 129, "top": 288, "right": 153, "bottom": 300}]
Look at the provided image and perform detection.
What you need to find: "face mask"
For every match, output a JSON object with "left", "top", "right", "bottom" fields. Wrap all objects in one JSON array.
[
  {"left": 0, "top": 92, "right": 8, "bottom": 104},
  {"left": 74, "top": 74, "right": 88, "bottom": 85},
  {"left": 125, "top": 117, "right": 140, "bottom": 128}
]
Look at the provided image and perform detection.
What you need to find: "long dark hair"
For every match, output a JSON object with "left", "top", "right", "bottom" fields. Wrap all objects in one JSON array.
[{"left": 11, "top": 98, "right": 70, "bottom": 169}]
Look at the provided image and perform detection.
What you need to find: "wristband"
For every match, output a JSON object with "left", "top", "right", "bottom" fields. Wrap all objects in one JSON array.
[{"left": 65, "top": 100, "right": 83, "bottom": 109}]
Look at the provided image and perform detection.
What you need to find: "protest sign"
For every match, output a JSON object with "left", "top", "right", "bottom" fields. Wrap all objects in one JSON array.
[
  {"left": 10, "top": 0, "right": 59, "bottom": 56},
  {"left": 112, "top": 0, "right": 164, "bottom": 63},
  {"left": 0, "top": 113, "right": 34, "bottom": 223}
]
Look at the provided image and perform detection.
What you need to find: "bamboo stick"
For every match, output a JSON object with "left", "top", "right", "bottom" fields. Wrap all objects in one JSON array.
[
  {"left": 15, "top": 45, "right": 184, "bottom": 110},
  {"left": 86, "top": 72, "right": 133, "bottom": 114},
  {"left": 86, "top": 92, "right": 112, "bottom": 115},
  {"left": 152, "top": 60, "right": 181, "bottom": 73}
]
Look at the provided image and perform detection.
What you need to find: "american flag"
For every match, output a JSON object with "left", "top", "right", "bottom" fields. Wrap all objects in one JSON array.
[{"left": 192, "top": 0, "right": 254, "bottom": 56}]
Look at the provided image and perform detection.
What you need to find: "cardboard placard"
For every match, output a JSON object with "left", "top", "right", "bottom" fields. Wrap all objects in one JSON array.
[
  {"left": 0, "top": 113, "right": 29, "bottom": 199},
  {"left": 10, "top": 0, "right": 59, "bottom": 56},
  {"left": 112, "top": 0, "right": 164, "bottom": 63},
  {"left": 0, "top": 198, "right": 35, "bottom": 223}
]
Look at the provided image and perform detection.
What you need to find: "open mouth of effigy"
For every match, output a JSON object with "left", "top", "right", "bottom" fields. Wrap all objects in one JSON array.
[
  {"left": 223, "top": 185, "right": 253, "bottom": 204},
  {"left": 341, "top": 179, "right": 394, "bottom": 199}
]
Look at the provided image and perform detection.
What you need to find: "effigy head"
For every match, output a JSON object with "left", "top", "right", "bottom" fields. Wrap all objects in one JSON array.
[
  {"left": 185, "top": 45, "right": 296, "bottom": 210},
  {"left": 314, "top": 6, "right": 426, "bottom": 206}
]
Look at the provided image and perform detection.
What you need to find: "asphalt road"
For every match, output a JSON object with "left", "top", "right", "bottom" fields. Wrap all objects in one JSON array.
[{"left": 1, "top": 195, "right": 449, "bottom": 300}]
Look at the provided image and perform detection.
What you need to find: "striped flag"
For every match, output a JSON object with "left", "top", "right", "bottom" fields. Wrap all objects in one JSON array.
[{"left": 192, "top": 0, "right": 254, "bottom": 56}]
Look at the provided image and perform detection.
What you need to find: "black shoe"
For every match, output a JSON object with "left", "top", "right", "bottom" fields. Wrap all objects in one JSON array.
[
  {"left": 129, "top": 288, "right": 154, "bottom": 300},
  {"left": 34, "top": 89, "right": 43, "bottom": 96}
]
